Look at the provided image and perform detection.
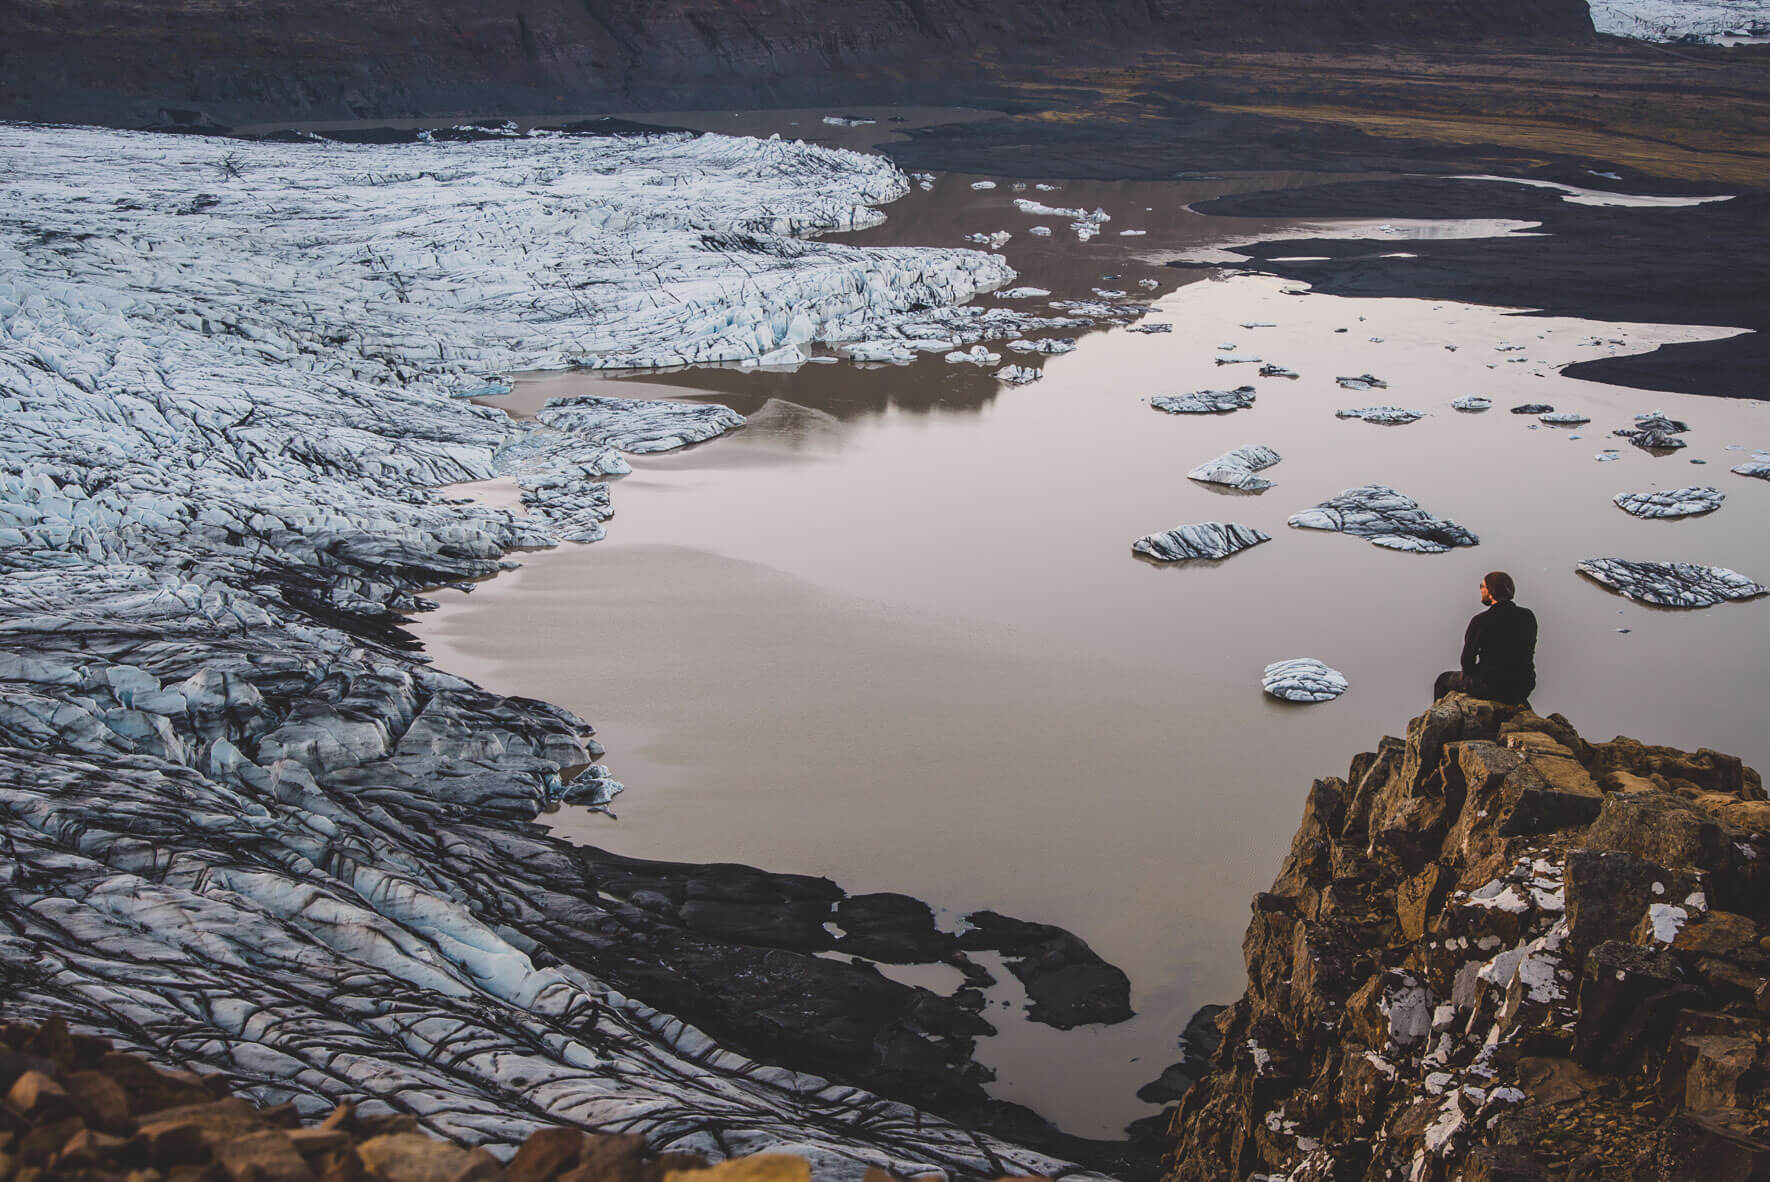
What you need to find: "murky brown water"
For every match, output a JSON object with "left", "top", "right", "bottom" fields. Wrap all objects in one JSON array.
[{"left": 412, "top": 123, "right": 1770, "bottom": 1139}]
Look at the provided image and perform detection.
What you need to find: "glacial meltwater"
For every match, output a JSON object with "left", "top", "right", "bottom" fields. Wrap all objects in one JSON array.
[{"left": 411, "top": 121, "right": 1770, "bottom": 1139}]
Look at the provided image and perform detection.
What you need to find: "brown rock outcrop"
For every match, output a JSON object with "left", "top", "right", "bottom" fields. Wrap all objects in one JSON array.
[{"left": 1162, "top": 695, "right": 1770, "bottom": 1181}]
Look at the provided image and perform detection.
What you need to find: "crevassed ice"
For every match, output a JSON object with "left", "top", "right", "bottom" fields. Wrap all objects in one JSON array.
[{"left": 0, "top": 123, "right": 1103, "bottom": 1181}]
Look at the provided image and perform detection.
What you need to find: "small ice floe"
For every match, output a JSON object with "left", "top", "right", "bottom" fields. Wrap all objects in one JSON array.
[
  {"left": 1496, "top": 344, "right": 1525, "bottom": 352},
  {"left": 1219, "top": 343, "right": 1238, "bottom": 350},
  {"left": 995, "top": 286, "right": 1052, "bottom": 299},
  {"left": 1596, "top": 450, "right": 1622, "bottom": 462},
  {"left": 1258, "top": 363, "right": 1299, "bottom": 378},
  {"left": 1128, "top": 322, "right": 1173, "bottom": 334},
  {"left": 822, "top": 115, "right": 876, "bottom": 126},
  {"left": 846, "top": 341, "right": 917, "bottom": 363},
  {"left": 1138, "top": 278, "right": 1160, "bottom": 288},
  {"left": 1028, "top": 225, "right": 1053, "bottom": 237},
  {"left": 1005, "top": 337, "right": 1075, "bottom": 354},
  {"left": 1188, "top": 444, "right": 1283, "bottom": 491},
  {"left": 913, "top": 172, "right": 936, "bottom": 190},
  {"left": 1289, "top": 485, "right": 1479, "bottom": 552},
  {"left": 1540, "top": 412, "right": 1590, "bottom": 426},
  {"left": 1510, "top": 403, "right": 1554, "bottom": 415},
  {"left": 1336, "top": 373, "right": 1388, "bottom": 391},
  {"left": 1613, "top": 487, "right": 1724, "bottom": 518},
  {"left": 970, "top": 180, "right": 998, "bottom": 190},
  {"left": 1369, "top": 336, "right": 1384, "bottom": 343},
  {"left": 1092, "top": 288, "right": 1127, "bottom": 299},
  {"left": 964, "top": 231, "right": 1012, "bottom": 249},
  {"left": 1133, "top": 521, "right": 1271, "bottom": 561},
  {"left": 1263, "top": 658, "right": 1349, "bottom": 703},
  {"left": 1119, "top": 229, "right": 1148, "bottom": 236},
  {"left": 945, "top": 345, "right": 1001, "bottom": 365},
  {"left": 1577, "top": 559, "right": 1767, "bottom": 607},
  {"left": 1451, "top": 396, "right": 1492, "bottom": 411},
  {"left": 1616, "top": 412, "right": 1691, "bottom": 451},
  {"left": 1013, "top": 197, "right": 1109, "bottom": 223},
  {"left": 1217, "top": 355, "right": 1262, "bottom": 365},
  {"left": 1072, "top": 222, "right": 1101, "bottom": 241},
  {"left": 1336, "top": 406, "right": 1425, "bottom": 424},
  {"left": 1240, "top": 321, "right": 1276, "bottom": 329},
  {"left": 455, "top": 381, "right": 512, "bottom": 399},
  {"left": 1733, "top": 457, "right": 1770, "bottom": 480},
  {"left": 1152, "top": 387, "right": 1256, "bottom": 414},
  {"left": 1035, "top": 183, "right": 1059, "bottom": 191},
  {"left": 995, "top": 365, "right": 1042, "bottom": 385},
  {"left": 1012, "top": 181, "right": 1027, "bottom": 192}
]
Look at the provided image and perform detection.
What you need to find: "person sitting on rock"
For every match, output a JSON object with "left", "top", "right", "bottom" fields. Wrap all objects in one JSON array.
[{"left": 1433, "top": 570, "right": 1536, "bottom": 703}]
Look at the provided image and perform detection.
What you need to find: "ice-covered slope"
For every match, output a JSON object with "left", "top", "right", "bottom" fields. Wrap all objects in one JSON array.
[
  {"left": 1590, "top": 0, "right": 1770, "bottom": 40},
  {"left": 0, "top": 124, "right": 1102, "bottom": 1180}
]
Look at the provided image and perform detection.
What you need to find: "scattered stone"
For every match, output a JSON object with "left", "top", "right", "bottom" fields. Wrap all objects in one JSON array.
[
  {"left": 1576, "top": 559, "right": 1768, "bottom": 607},
  {"left": 1262, "top": 658, "right": 1348, "bottom": 702},
  {"left": 1288, "top": 484, "right": 1479, "bottom": 552},
  {"left": 1132, "top": 523, "right": 1271, "bottom": 562},
  {"left": 1187, "top": 445, "right": 1283, "bottom": 491},
  {"left": 1151, "top": 387, "right": 1256, "bottom": 414},
  {"left": 1612, "top": 487, "right": 1724, "bottom": 518}
]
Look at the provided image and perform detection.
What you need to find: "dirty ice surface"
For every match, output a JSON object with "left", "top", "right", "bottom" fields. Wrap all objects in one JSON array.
[{"left": 0, "top": 121, "right": 1111, "bottom": 1180}]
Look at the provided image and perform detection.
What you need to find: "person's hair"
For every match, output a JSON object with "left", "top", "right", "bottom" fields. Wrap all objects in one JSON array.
[{"left": 1484, "top": 571, "right": 1516, "bottom": 602}]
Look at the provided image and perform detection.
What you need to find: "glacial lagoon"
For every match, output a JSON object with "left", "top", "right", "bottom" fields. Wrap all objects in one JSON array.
[{"left": 412, "top": 139, "right": 1770, "bottom": 1137}]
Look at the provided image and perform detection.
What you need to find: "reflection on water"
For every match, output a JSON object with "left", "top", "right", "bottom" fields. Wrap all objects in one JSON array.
[{"left": 417, "top": 162, "right": 1770, "bottom": 1139}]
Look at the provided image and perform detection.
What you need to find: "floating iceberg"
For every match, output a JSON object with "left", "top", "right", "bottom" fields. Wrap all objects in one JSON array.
[
  {"left": 995, "top": 365, "right": 1043, "bottom": 385},
  {"left": 1576, "top": 559, "right": 1767, "bottom": 607},
  {"left": 1132, "top": 522, "right": 1271, "bottom": 561},
  {"left": 1152, "top": 387, "right": 1257, "bottom": 414},
  {"left": 1263, "top": 659, "right": 1349, "bottom": 703},
  {"left": 1188, "top": 445, "right": 1283, "bottom": 491},
  {"left": 1540, "top": 412, "right": 1592, "bottom": 426},
  {"left": 1612, "top": 487, "right": 1724, "bottom": 518},
  {"left": 1289, "top": 485, "right": 1479, "bottom": 553},
  {"left": 1451, "top": 397, "right": 1492, "bottom": 411},
  {"left": 1336, "top": 374, "right": 1388, "bottom": 391},
  {"left": 1005, "top": 338, "right": 1076, "bottom": 354},
  {"left": 1128, "top": 322, "right": 1173, "bottom": 334},
  {"left": 1336, "top": 407, "right": 1424, "bottom": 424}
]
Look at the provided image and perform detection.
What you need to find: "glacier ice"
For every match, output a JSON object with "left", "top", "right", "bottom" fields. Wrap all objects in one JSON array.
[
  {"left": 1612, "top": 487, "right": 1724, "bottom": 518},
  {"left": 0, "top": 122, "right": 1111, "bottom": 1181}
]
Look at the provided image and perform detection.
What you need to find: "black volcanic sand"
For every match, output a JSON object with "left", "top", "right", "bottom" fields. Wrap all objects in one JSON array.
[
  {"left": 886, "top": 122, "right": 1770, "bottom": 399},
  {"left": 1181, "top": 178, "right": 1770, "bottom": 398}
]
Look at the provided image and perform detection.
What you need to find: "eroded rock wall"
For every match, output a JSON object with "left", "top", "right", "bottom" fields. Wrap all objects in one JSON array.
[
  {"left": 1163, "top": 696, "right": 1770, "bottom": 1180},
  {"left": 0, "top": 0, "right": 1596, "bottom": 127}
]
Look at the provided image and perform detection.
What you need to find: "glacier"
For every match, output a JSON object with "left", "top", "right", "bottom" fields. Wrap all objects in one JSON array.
[{"left": 0, "top": 122, "right": 1114, "bottom": 1180}]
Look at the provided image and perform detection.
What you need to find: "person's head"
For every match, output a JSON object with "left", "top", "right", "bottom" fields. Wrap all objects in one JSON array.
[{"left": 1480, "top": 571, "right": 1515, "bottom": 606}]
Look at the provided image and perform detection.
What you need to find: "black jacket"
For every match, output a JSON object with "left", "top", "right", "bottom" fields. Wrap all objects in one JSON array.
[{"left": 1461, "top": 600, "right": 1537, "bottom": 704}]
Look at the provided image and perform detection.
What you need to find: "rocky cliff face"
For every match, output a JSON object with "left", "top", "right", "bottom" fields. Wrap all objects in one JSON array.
[
  {"left": 1163, "top": 696, "right": 1770, "bottom": 1181},
  {"left": 0, "top": 0, "right": 1595, "bottom": 127}
]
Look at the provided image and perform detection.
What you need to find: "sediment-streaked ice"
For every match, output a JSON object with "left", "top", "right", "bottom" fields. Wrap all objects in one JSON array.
[
  {"left": 1576, "top": 559, "right": 1767, "bottom": 607},
  {"left": 1612, "top": 487, "right": 1725, "bottom": 518},
  {"left": 1336, "top": 407, "right": 1424, "bottom": 424},
  {"left": 1288, "top": 485, "right": 1480, "bottom": 553},
  {"left": 1152, "top": 388, "right": 1257, "bottom": 414},
  {"left": 0, "top": 122, "right": 1108, "bottom": 1182},
  {"left": 1132, "top": 522, "right": 1271, "bottom": 561},
  {"left": 1188, "top": 445, "right": 1283, "bottom": 491}
]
